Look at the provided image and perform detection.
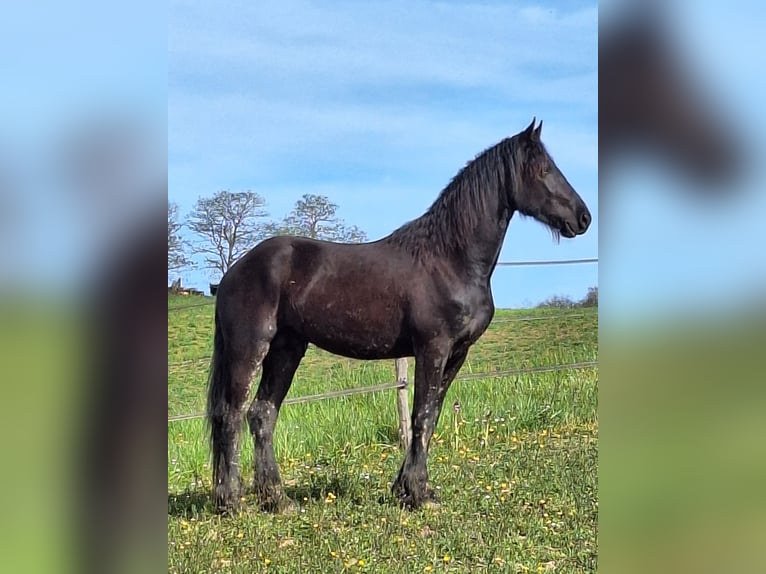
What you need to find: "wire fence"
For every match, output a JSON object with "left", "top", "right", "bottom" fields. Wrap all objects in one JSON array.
[
  {"left": 168, "top": 256, "right": 598, "bottom": 424},
  {"left": 167, "top": 360, "right": 598, "bottom": 423},
  {"left": 495, "top": 257, "right": 598, "bottom": 267}
]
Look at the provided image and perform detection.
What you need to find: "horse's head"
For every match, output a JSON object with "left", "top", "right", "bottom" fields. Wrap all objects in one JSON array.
[
  {"left": 599, "top": 13, "right": 741, "bottom": 185},
  {"left": 512, "top": 119, "right": 591, "bottom": 239}
]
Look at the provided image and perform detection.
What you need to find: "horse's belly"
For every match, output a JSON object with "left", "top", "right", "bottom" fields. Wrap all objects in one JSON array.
[
  {"left": 303, "top": 322, "right": 408, "bottom": 360},
  {"left": 311, "top": 337, "right": 407, "bottom": 360},
  {"left": 289, "top": 304, "right": 408, "bottom": 360}
]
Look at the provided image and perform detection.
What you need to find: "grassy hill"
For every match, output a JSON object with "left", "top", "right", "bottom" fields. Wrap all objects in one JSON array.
[{"left": 168, "top": 294, "right": 598, "bottom": 573}]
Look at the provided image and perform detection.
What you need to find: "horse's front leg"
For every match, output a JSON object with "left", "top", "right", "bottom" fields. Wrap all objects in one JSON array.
[{"left": 392, "top": 344, "right": 466, "bottom": 509}]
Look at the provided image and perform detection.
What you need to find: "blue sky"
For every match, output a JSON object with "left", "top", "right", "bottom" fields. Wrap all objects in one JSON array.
[{"left": 169, "top": 0, "right": 598, "bottom": 308}]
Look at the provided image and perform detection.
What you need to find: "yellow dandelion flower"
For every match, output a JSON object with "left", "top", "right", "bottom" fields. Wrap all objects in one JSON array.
[
  {"left": 236, "top": 532, "right": 243, "bottom": 539},
  {"left": 358, "top": 559, "right": 366, "bottom": 566},
  {"left": 424, "top": 566, "right": 433, "bottom": 572},
  {"left": 264, "top": 558, "right": 271, "bottom": 566},
  {"left": 443, "top": 554, "right": 451, "bottom": 563},
  {"left": 330, "top": 551, "right": 338, "bottom": 558}
]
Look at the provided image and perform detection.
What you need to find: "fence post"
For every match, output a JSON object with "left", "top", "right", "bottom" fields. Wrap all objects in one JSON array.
[{"left": 395, "top": 358, "right": 411, "bottom": 450}]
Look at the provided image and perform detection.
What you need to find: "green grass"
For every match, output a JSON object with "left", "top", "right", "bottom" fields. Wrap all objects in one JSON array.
[{"left": 168, "top": 294, "right": 598, "bottom": 573}]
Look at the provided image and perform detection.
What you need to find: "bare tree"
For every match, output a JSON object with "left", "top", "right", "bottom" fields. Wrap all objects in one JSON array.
[
  {"left": 579, "top": 286, "right": 598, "bottom": 307},
  {"left": 267, "top": 194, "right": 367, "bottom": 243},
  {"left": 187, "top": 190, "right": 269, "bottom": 277},
  {"left": 168, "top": 201, "right": 191, "bottom": 272}
]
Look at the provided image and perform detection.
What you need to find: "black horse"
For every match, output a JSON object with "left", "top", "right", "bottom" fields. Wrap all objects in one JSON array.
[{"left": 207, "top": 119, "right": 591, "bottom": 512}]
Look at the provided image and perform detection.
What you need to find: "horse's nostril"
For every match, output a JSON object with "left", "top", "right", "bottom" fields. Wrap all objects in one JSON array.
[{"left": 579, "top": 211, "right": 591, "bottom": 230}]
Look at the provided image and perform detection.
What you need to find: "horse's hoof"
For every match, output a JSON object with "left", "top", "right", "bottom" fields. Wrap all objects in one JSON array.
[
  {"left": 393, "top": 491, "right": 427, "bottom": 511},
  {"left": 392, "top": 480, "right": 440, "bottom": 511},
  {"left": 214, "top": 498, "right": 242, "bottom": 515},
  {"left": 214, "top": 486, "right": 243, "bottom": 514}
]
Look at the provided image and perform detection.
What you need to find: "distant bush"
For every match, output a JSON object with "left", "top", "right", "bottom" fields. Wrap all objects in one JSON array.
[
  {"left": 536, "top": 295, "right": 577, "bottom": 309},
  {"left": 536, "top": 286, "right": 597, "bottom": 309}
]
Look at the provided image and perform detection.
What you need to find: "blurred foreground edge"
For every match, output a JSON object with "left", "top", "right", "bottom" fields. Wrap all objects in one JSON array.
[
  {"left": 79, "top": 200, "right": 167, "bottom": 574},
  {"left": 599, "top": 2, "right": 766, "bottom": 574}
]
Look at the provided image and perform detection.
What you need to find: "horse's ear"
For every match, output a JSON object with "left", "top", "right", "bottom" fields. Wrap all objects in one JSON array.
[
  {"left": 532, "top": 120, "right": 543, "bottom": 142},
  {"left": 523, "top": 117, "right": 536, "bottom": 140}
]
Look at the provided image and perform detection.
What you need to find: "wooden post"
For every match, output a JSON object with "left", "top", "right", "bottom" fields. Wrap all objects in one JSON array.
[{"left": 395, "top": 358, "right": 412, "bottom": 450}]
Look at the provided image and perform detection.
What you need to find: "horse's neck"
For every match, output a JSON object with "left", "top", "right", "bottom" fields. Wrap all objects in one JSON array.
[{"left": 454, "top": 198, "right": 512, "bottom": 285}]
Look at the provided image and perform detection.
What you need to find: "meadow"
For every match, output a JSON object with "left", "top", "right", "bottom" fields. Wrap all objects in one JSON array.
[{"left": 168, "top": 294, "right": 598, "bottom": 573}]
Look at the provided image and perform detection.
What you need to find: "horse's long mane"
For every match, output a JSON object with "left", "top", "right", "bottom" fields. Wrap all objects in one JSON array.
[{"left": 385, "top": 135, "right": 524, "bottom": 258}]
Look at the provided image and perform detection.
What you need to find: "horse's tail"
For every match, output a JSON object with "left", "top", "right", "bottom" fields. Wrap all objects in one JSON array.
[{"left": 206, "top": 309, "right": 238, "bottom": 507}]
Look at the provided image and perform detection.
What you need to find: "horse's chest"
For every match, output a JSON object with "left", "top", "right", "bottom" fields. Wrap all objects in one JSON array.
[{"left": 449, "top": 298, "right": 494, "bottom": 342}]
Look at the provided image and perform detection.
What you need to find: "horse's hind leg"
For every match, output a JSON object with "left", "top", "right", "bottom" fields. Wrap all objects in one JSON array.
[
  {"left": 247, "top": 330, "right": 307, "bottom": 512},
  {"left": 209, "top": 336, "right": 271, "bottom": 513}
]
